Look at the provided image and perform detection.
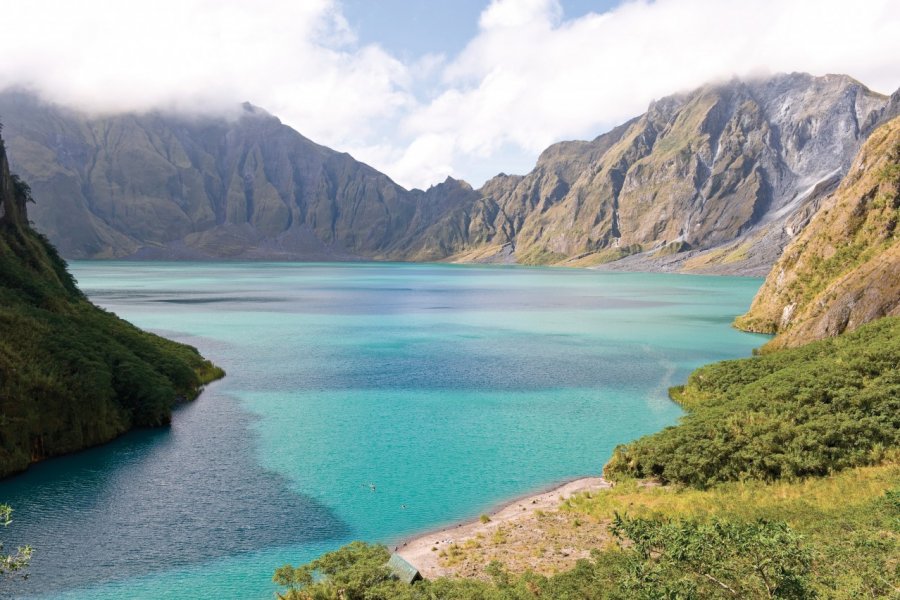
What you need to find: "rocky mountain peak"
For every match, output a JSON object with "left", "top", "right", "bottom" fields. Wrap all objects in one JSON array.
[
  {"left": 0, "top": 72, "right": 896, "bottom": 272},
  {"left": 440, "top": 72, "right": 899, "bottom": 271}
]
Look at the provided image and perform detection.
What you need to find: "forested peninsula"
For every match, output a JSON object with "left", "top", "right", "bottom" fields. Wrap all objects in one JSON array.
[{"left": 0, "top": 124, "right": 223, "bottom": 478}]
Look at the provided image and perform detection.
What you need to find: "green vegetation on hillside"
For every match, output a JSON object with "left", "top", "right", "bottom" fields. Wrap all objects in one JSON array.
[
  {"left": 0, "top": 224, "right": 224, "bottom": 476},
  {"left": 275, "top": 318, "right": 899, "bottom": 599},
  {"left": 0, "top": 128, "right": 223, "bottom": 477},
  {"left": 603, "top": 317, "right": 899, "bottom": 487}
]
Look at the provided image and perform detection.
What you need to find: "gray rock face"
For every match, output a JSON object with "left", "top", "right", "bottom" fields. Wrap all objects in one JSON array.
[
  {"left": 0, "top": 73, "right": 897, "bottom": 272},
  {"left": 431, "top": 73, "right": 899, "bottom": 272},
  {"left": 735, "top": 115, "right": 900, "bottom": 348},
  {"left": 0, "top": 92, "right": 478, "bottom": 259}
]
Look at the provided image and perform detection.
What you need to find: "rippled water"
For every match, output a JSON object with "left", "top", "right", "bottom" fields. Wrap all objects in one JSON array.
[{"left": 0, "top": 263, "right": 768, "bottom": 599}]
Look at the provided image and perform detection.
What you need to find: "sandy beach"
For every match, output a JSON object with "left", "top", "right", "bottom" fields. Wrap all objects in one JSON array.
[{"left": 396, "top": 477, "right": 611, "bottom": 579}]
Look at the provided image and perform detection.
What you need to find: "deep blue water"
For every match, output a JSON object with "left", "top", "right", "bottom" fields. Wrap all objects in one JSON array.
[{"left": 0, "top": 263, "right": 769, "bottom": 598}]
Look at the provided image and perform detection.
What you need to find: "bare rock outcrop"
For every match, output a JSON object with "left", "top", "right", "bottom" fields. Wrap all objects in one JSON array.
[{"left": 735, "top": 116, "right": 900, "bottom": 348}]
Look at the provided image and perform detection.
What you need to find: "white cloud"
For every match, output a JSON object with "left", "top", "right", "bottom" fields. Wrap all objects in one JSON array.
[
  {"left": 389, "top": 0, "right": 900, "bottom": 188},
  {"left": 0, "top": 0, "right": 413, "bottom": 147},
  {"left": 478, "top": 0, "right": 562, "bottom": 30},
  {"left": 1, "top": 0, "right": 899, "bottom": 190}
]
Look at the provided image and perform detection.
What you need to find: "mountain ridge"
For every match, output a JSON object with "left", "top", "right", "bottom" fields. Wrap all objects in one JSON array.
[
  {"left": 0, "top": 90, "right": 477, "bottom": 261},
  {"left": 1, "top": 72, "right": 897, "bottom": 273},
  {"left": 438, "top": 73, "right": 898, "bottom": 273}
]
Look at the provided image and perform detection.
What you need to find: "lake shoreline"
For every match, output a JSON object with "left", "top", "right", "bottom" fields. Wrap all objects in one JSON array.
[
  {"left": 393, "top": 477, "right": 611, "bottom": 579},
  {"left": 10, "top": 263, "right": 764, "bottom": 598}
]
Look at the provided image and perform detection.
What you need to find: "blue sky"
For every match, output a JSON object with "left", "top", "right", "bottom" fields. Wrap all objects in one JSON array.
[
  {"left": 342, "top": 0, "right": 621, "bottom": 59},
  {"left": 0, "top": 0, "right": 899, "bottom": 189}
]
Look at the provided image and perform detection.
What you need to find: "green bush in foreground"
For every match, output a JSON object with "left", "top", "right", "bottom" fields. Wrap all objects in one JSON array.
[
  {"left": 0, "top": 504, "right": 30, "bottom": 579},
  {"left": 609, "top": 515, "right": 813, "bottom": 599},
  {"left": 604, "top": 317, "right": 900, "bottom": 488},
  {"left": 274, "top": 542, "right": 396, "bottom": 599},
  {"left": 274, "top": 516, "right": 817, "bottom": 600}
]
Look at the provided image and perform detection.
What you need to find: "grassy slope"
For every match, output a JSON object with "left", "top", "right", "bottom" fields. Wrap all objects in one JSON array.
[
  {"left": 413, "top": 465, "right": 898, "bottom": 598},
  {"left": 735, "top": 116, "right": 900, "bottom": 349},
  {"left": 565, "top": 463, "right": 899, "bottom": 598},
  {"left": 0, "top": 135, "right": 223, "bottom": 477}
]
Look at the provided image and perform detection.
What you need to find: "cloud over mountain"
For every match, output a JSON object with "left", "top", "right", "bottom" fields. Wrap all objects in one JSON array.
[{"left": 1, "top": 0, "right": 899, "bottom": 189}]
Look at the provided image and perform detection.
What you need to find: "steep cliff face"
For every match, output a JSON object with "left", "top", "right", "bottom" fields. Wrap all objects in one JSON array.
[
  {"left": 0, "top": 127, "right": 29, "bottom": 228},
  {"left": 436, "top": 74, "right": 898, "bottom": 272},
  {"left": 1, "top": 73, "right": 896, "bottom": 270},
  {"left": 0, "top": 125, "right": 223, "bottom": 477},
  {"left": 0, "top": 92, "right": 477, "bottom": 259},
  {"left": 735, "top": 116, "right": 900, "bottom": 349}
]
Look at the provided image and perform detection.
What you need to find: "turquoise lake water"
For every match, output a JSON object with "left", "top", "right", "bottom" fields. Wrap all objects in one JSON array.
[{"left": 0, "top": 263, "right": 769, "bottom": 599}]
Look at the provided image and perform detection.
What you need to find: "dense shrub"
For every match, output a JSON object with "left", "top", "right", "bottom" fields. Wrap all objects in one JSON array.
[
  {"left": 604, "top": 317, "right": 900, "bottom": 487},
  {"left": 0, "top": 216, "right": 223, "bottom": 477}
]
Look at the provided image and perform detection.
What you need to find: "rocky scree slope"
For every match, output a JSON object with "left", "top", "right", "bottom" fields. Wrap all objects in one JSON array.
[
  {"left": 735, "top": 115, "right": 900, "bottom": 349},
  {"left": 426, "top": 73, "right": 898, "bottom": 273}
]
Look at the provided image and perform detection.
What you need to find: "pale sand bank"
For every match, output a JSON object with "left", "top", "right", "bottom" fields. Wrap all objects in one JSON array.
[{"left": 396, "top": 477, "right": 611, "bottom": 580}]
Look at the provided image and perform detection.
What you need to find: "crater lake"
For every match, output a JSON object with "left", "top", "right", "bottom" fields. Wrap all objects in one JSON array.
[{"left": 0, "top": 263, "right": 769, "bottom": 599}]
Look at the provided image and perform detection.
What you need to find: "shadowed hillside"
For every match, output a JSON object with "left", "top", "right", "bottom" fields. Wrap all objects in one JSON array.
[
  {"left": 0, "top": 93, "right": 477, "bottom": 261},
  {"left": 0, "top": 124, "right": 223, "bottom": 477}
]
